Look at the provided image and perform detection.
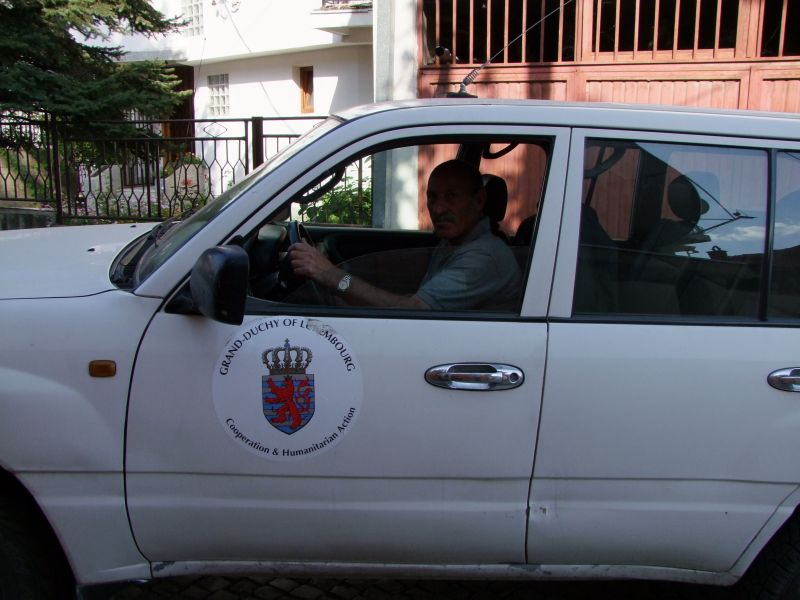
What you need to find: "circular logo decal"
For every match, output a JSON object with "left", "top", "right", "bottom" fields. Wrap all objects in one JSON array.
[{"left": 212, "top": 317, "right": 362, "bottom": 461}]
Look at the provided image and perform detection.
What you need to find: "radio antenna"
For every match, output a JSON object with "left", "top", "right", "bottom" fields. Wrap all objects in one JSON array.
[{"left": 447, "top": 0, "right": 576, "bottom": 98}]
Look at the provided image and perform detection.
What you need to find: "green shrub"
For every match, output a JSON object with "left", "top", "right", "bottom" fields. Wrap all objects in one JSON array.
[
  {"left": 299, "top": 157, "right": 372, "bottom": 226},
  {"left": 162, "top": 154, "right": 205, "bottom": 177}
]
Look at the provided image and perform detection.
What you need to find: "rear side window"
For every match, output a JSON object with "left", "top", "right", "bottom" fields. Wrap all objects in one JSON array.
[
  {"left": 574, "top": 139, "right": 769, "bottom": 317},
  {"left": 770, "top": 151, "right": 800, "bottom": 318}
]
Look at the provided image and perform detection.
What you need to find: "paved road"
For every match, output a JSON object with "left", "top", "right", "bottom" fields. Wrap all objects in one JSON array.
[{"left": 107, "top": 576, "right": 738, "bottom": 600}]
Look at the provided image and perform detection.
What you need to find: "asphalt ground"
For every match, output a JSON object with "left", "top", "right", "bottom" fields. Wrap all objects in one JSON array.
[{"left": 105, "top": 576, "right": 738, "bottom": 600}]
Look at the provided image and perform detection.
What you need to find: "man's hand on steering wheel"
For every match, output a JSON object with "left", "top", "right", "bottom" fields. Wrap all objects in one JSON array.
[{"left": 288, "top": 239, "right": 343, "bottom": 289}]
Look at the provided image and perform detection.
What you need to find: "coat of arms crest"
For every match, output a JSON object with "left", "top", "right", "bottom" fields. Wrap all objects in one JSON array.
[{"left": 261, "top": 339, "right": 315, "bottom": 434}]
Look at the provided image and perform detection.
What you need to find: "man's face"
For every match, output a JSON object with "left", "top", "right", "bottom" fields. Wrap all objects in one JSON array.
[{"left": 426, "top": 166, "right": 485, "bottom": 245}]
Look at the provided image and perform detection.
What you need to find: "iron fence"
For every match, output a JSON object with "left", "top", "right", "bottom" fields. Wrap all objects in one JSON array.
[
  {"left": 0, "top": 113, "right": 58, "bottom": 229},
  {"left": 0, "top": 112, "right": 323, "bottom": 228}
]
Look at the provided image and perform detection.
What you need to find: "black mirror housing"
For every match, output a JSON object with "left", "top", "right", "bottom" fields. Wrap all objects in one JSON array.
[{"left": 190, "top": 246, "right": 249, "bottom": 325}]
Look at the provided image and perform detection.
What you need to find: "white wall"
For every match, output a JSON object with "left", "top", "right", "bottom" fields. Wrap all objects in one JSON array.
[
  {"left": 109, "top": 0, "right": 374, "bottom": 121},
  {"left": 191, "top": 44, "right": 372, "bottom": 194},
  {"left": 373, "top": 0, "right": 417, "bottom": 102},
  {"left": 113, "top": 0, "right": 369, "bottom": 64},
  {"left": 373, "top": 0, "right": 419, "bottom": 229},
  {"left": 108, "top": 1, "right": 379, "bottom": 205},
  {"left": 195, "top": 45, "right": 373, "bottom": 123}
]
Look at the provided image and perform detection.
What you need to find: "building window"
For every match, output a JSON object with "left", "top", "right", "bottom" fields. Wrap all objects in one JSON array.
[
  {"left": 181, "top": 0, "right": 204, "bottom": 37},
  {"left": 590, "top": 0, "right": 740, "bottom": 55},
  {"left": 422, "top": 0, "right": 577, "bottom": 65},
  {"left": 300, "top": 67, "right": 314, "bottom": 114},
  {"left": 208, "top": 74, "right": 229, "bottom": 116},
  {"left": 422, "top": 0, "right": 800, "bottom": 65},
  {"left": 761, "top": 0, "right": 800, "bottom": 57}
]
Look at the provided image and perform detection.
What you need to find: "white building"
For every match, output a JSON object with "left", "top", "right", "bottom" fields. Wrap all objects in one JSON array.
[
  {"left": 112, "top": 0, "right": 419, "bottom": 124},
  {"left": 108, "top": 0, "right": 419, "bottom": 223}
]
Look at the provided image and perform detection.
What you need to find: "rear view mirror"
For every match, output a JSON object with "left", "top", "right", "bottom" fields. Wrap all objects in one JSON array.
[{"left": 190, "top": 246, "right": 249, "bottom": 325}]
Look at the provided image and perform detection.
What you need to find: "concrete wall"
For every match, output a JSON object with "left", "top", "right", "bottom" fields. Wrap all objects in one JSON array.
[
  {"left": 110, "top": 1, "right": 375, "bottom": 125},
  {"left": 109, "top": 1, "right": 375, "bottom": 196},
  {"left": 373, "top": 0, "right": 416, "bottom": 102},
  {"left": 191, "top": 44, "right": 373, "bottom": 193},
  {"left": 373, "top": 0, "right": 419, "bottom": 229},
  {"left": 112, "top": 0, "right": 364, "bottom": 63},
  {"left": 194, "top": 45, "right": 373, "bottom": 123}
]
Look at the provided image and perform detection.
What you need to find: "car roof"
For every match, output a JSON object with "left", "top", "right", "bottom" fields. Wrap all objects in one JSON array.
[{"left": 332, "top": 98, "right": 800, "bottom": 142}]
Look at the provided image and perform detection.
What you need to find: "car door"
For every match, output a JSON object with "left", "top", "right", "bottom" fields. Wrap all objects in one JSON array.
[
  {"left": 125, "top": 124, "right": 570, "bottom": 566},
  {"left": 531, "top": 129, "right": 800, "bottom": 576}
]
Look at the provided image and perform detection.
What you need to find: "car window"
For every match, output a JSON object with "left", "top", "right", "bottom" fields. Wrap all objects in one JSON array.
[
  {"left": 770, "top": 150, "right": 800, "bottom": 318},
  {"left": 134, "top": 118, "right": 341, "bottom": 284},
  {"left": 574, "top": 139, "right": 768, "bottom": 317},
  {"left": 244, "top": 137, "right": 551, "bottom": 315}
]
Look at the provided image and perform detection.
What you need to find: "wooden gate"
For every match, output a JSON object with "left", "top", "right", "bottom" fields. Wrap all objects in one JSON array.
[{"left": 418, "top": 0, "right": 800, "bottom": 112}]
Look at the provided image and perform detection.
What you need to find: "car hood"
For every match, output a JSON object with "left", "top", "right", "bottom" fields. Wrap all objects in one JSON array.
[{"left": 0, "top": 223, "right": 157, "bottom": 299}]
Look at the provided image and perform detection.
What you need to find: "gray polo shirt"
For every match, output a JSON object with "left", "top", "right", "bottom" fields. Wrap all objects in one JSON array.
[{"left": 415, "top": 218, "right": 523, "bottom": 311}]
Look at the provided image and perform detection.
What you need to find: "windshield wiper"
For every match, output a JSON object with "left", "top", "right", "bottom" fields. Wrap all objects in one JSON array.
[
  {"left": 700, "top": 211, "right": 756, "bottom": 234},
  {"left": 110, "top": 210, "right": 196, "bottom": 287},
  {"left": 151, "top": 208, "right": 196, "bottom": 247}
]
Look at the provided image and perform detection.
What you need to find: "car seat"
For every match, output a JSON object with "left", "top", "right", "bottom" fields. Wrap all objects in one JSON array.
[{"left": 482, "top": 173, "right": 509, "bottom": 242}]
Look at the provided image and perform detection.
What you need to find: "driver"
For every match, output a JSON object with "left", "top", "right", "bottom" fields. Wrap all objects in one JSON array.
[{"left": 288, "top": 159, "right": 523, "bottom": 311}]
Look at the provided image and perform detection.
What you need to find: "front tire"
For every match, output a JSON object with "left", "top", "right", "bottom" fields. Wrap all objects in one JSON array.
[{"left": 0, "top": 496, "right": 72, "bottom": 600}]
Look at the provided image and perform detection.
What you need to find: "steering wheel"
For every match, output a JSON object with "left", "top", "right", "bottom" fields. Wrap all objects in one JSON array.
[
  {"left": 278, "top": 220, "right": 328, "bottom": 304},
  {"left": 287, "top": 220, "right": 313, "bottom": 246}
]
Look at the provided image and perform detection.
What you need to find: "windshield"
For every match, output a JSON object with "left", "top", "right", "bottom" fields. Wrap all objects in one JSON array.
[{"left": 134, "top": 117, "right": 341, "bottom": 284}]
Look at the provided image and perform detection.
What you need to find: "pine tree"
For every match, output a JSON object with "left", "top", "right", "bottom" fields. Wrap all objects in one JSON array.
[{"left": 0, "top": 0, "right": 187, "bottom": 134}]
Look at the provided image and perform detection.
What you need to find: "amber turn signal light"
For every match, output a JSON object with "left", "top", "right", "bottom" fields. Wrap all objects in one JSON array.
[{"left": 89, "top": 360, "right": 117, "bottom": 378}]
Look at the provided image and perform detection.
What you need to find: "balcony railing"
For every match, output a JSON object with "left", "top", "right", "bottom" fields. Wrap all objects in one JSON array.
[
  {"left": 421, "top": 0, "right": 799, "bottom": 66},
  {"left": 320, "top": 0, "right": 372, "bottom": 8}
]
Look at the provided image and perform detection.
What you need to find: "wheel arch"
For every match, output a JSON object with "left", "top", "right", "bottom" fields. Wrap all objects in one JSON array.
[
  {"left": 732, "top": 488, "right": 800, "bottom": 597},
  {"left": 0, "top": 465, "right": 75, "bottom": 593}
]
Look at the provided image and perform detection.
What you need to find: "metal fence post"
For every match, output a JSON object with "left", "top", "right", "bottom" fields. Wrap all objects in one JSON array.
[
  {"left": 49, "top": 115, "right": 64, "bottom": 225},
  {"left": 144, "top": 140, "right": 155, "bottom": 219},
  {"left": 42, "top": 112, "right": 59, "bottom": 223},
  {"left": 251, "top": 116, "right": 264, "bottom": 171}
]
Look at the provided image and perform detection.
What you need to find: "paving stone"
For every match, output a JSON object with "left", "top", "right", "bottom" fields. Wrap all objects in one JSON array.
[
  {"left": 254, "top": 584, "right": 291, "bottom": 600},
  {"left": 460, "top": 581, "right": 505, "bottom": 599},
  {"left": 106, "top": 576, "right": 741, "bottom": 600},
  {"left": 111, "top": 587, "right": 145, "bottom": 600},
  {"left": 209, "top": 591, "right": 242, "bottom": 600},
  {"left": 403, "top": 586, "right": 438, "bottom": 600},
  {"left": 329, "top": 584, "right": 360, "bottom": 599},
  {"left": 270, "top": 578, "right": 300, "bottom": 593},
  {"left": 151, "top": 579, "right": 186, "bottom": 594},
  {"left": 229, "top": 579, "right": 261, "bottom": 595},
  {"left": 307, "top": 579, "right": 338, "bottom": 594},
  {"left": 359, "top": 587, "right": 391, "bottom": 600},
  {"left": 374, "top": 580, "right": 406, "bottom": 594},
  {"left": 200, "top": 577, "right": 233, "bottom": 592},
  {"left": 289, "top": 583, "right": 324, "bottom": 599}
]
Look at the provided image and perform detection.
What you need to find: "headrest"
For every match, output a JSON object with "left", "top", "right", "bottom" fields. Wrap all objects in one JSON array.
[
  {"left": 513, "top": 214, "right": 536, "bottom": 246},
  {"left": 683, "top": 171, "right": 715, "bottom": 214},
  {"left": 668, "top": 175, "right": 704, "bottom": 224},
  {"left": 669, "top": 173, "right": 713, "bottom": 222},
  {"left": 482, "top": 173, "right": 507, "bottom": 223}
]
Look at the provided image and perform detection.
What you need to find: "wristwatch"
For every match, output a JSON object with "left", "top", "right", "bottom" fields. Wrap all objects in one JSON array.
[{"left": 337, "top": 273, "right": 352, "bottom": 293}]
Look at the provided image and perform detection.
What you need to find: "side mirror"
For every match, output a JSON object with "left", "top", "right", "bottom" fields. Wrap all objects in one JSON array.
[{"left": 190, "top": 245, "right": 249, "bottom": 325}]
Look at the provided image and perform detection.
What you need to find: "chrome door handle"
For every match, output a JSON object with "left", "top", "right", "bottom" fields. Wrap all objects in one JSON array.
[
  {"left": 768, "top": 368, "right": 800, "bottom": 392},
  {"left": 425, "top": 363, "right": 524, "bottom": 391}
]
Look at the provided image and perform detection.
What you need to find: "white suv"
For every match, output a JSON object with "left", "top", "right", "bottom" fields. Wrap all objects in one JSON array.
[{"left": 2, "top": 99, "right": 800, "bottom": 599}]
